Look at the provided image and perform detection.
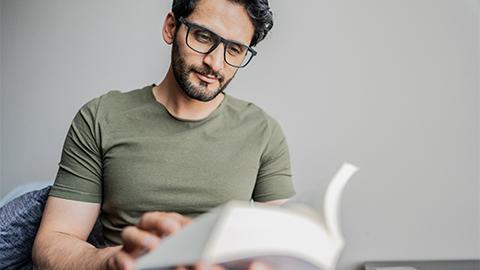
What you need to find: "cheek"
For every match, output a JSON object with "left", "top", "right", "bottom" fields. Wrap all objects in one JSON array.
[
  {"left": 222, "top": 69, "right": 236, "bottom": 82},
  {"left": 224, "top": 65, "right": 239, "bottom": 78},
  {"left": 178, "top": 43, "right": 236, "bottom": 82},
  {"left": 178, "top": 41, "right": 203, "bottom": 67}
]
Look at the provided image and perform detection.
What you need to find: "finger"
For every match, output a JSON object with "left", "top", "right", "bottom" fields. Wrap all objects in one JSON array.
[
  {"left": 210, "top": 265, "right": 227, "bottom": 270},
  {"left": 140, "top": 213, "right": 181, "bottom": 237},
  {"left": 138, "top": 212, "right": 191, "bottom": 237},
  {"left": 247, "top": 261, "right": 273, "bottom": 270},
  {"left": 193, "top": 262, "right": 226, "bottom": 270},
  {"left": 121, "top": 226, "right": 160, "bottom": 255},
  {"left": 147, "top": 212, "right": 191, "bottom": 227},
  {"left": 113, "top": 250, "right": 135, "bottom": 270},
  {"left": 168, "top": 212, "right": 192, "bottom": 226}
]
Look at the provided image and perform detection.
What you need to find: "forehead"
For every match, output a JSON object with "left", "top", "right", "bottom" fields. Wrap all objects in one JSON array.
[{"left": 186, "top": 0, "right": 255, "bottom": 45}]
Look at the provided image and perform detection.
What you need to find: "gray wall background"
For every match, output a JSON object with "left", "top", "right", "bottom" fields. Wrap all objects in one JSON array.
[{"left": 0, "top": 0, "right": 478, "bottom": 269}]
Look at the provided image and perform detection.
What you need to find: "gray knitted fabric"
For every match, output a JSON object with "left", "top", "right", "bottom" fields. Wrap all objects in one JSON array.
[{"left": 0, "top": 186, "right": 105, "bottom": 269}]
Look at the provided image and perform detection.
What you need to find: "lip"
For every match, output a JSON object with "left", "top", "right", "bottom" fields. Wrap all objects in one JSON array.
[{"left": 195, "top": 71, "right": 218, "bottom": 84}]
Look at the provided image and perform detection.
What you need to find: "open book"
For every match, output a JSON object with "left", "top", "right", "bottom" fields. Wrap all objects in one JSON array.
[{"left": 136, "top": 163, "right": 359, "bottom": 270}]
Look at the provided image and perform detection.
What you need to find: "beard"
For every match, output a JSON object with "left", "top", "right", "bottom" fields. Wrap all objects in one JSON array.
[{"left": 171, "top": 37, "right": 235, "bottom": 102}]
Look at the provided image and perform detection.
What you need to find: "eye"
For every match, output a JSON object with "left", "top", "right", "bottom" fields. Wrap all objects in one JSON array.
[
  {"left": 227, "top": 44, "right": 245, "bottom": 56},
  {"left": 193, "top": 30, "right": 214, "bottom": 43}
]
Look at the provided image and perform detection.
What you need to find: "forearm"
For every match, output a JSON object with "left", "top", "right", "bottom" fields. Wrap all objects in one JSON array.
[{"left": 32, "top": 231, "right": 121, "bottom": 270}]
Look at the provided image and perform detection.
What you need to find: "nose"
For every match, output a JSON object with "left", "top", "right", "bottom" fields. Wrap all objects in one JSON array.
[{"left": 203, "top": 43, "right": 225, "bottom": 73}]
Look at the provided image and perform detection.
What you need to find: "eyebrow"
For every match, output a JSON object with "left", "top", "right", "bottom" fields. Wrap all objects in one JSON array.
[{"left": 186, "top": 20, "right": 250, "bottom": 48}]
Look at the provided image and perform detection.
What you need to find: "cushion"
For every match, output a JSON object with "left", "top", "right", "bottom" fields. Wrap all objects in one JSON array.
[{"left": 0, "top": 186, "right": 105, "bottom": 269}]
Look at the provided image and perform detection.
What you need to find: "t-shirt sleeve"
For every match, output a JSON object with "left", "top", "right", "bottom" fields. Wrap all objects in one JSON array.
[
  {"left": 49, "top": 97, "right": 103, "bottom": 203},
  {"left": 252, "top": 118, "right": 296, "bottom": 202}
]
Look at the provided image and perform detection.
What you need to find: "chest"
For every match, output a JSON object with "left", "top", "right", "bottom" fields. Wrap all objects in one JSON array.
[{"left": 100, "top": 126, "right": 263, "bottom": 218}]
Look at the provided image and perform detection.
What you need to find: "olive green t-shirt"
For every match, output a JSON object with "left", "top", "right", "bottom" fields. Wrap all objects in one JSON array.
[{"left": 49, "top": 85, "right": 295, "bottom": 245}]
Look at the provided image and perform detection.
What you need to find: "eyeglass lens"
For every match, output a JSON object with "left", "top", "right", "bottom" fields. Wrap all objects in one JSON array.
[{"left": 186, "top": 25, "right": 253, "bottom": 68}]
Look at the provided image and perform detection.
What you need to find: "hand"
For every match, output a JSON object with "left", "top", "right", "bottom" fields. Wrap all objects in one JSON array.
[
  {"left": 105, "top": 211, "right": 190, "bottom": 270},
  {"left": 174, "top": 261, "right": 272, "bottom": 270},
  {"left": 105, "top": 211, "right": 273, "bottom": 270}
]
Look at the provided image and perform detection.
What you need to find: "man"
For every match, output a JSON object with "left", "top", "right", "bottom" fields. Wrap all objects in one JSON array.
[{"left": 33, "top": 0, "right": 295, "bottom": 269}]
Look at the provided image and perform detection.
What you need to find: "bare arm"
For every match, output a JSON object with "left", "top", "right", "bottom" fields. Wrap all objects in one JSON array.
[
  {"left": 32, "top": 197, "right": 188, "bottom": 270},
  {"left": 33, "top": 196, "right": 276, "bottom": 270},
  {"left": 32, "top": 196, "right": 120, "bottom": 270}
]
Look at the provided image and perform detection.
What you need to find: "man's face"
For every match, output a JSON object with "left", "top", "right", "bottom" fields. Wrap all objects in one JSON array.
[{"left": 171, "top": 0, "right": 255, "bottom": 102}]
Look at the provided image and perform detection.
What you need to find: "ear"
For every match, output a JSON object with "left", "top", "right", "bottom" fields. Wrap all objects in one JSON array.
[{"left": 162, "top": 12, "right": 177, "bottom": 45}]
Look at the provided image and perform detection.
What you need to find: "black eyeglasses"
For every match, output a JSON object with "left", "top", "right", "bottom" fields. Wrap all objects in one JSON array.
[{"left": 178, "top": 17, "right": 257, "bottom": 68}]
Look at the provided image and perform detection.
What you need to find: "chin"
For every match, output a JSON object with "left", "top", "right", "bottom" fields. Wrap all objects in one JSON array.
[
  {"left": 191, "top": 79, "right": 221, "bottom": 96},
  {"left": 183, "top": 83, "right": 221, "bottom": 102}
]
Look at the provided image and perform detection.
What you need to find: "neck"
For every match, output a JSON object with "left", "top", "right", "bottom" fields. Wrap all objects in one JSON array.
[{"left": 153, "top": 67, "right": 225, "bottom": 120}]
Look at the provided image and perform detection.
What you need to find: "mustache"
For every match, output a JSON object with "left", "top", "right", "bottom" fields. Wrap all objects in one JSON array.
[{"left": 191, "top": 65, "right": 224, "bottom": 83}]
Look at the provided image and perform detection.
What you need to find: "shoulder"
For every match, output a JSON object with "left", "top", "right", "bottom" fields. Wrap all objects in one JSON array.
[
  {"left": 97, "top": 85, "right": 151, "bottom": 111},
  {"left": 223, "top": 94, "right": 282, "bottom": 134},
  {"left": 79, "top": 85, "right": 152, "bottom": 121}
]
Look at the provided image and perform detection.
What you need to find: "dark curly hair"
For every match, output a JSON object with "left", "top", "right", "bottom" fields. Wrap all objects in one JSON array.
[{"left": 172, "top": 0, "right": 273, "bottom": 47}]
